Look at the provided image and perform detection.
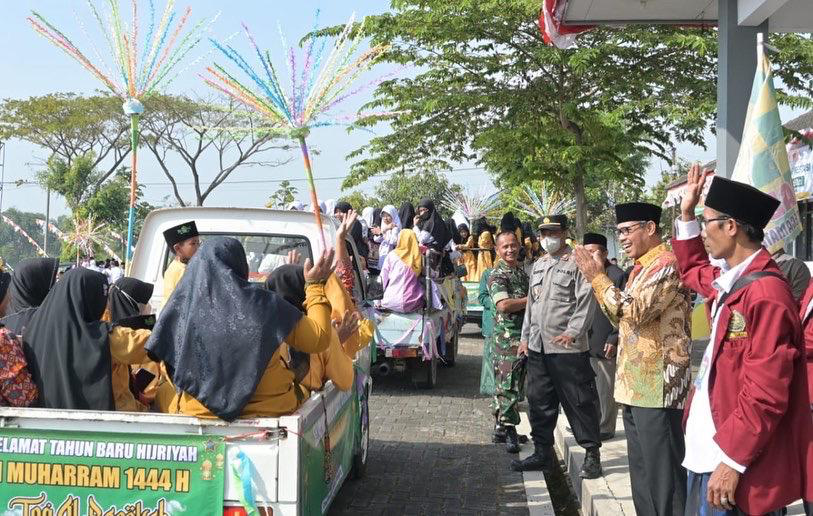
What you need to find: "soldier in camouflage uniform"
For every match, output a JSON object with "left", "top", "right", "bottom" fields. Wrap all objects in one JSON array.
[{"left": 488, "top": 229, "right": 529, "bottom": 454}]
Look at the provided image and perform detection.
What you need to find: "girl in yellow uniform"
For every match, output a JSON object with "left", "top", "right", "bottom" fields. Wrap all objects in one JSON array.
[
  {"left": 23, "top": 268, "right": 151, "bottom": 411},
  {"left": 146, "top": 237, "right": 336, "bottom": 421},
  {"left": 267, "top": 268, "right": 373, "bottom": 396}
]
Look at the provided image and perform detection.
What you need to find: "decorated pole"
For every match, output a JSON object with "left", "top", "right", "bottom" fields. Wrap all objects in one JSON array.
[
  {"left": 203, "top": 12, "right": 394, "bottom": 248},
  {"left": 28, "top": 1, "right": 218, "bottom": 264},
  {"left": 298, "top": 136, "right": 326, "bottom": 249},
  {"left": 124, "top": 100, "right": 144, "bottom": 262}
]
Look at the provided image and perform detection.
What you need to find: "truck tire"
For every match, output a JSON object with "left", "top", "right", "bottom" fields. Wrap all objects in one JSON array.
[
  {"left": 412, "top": 349, "right": 438, "bottom": 389},
  {"left": 442, "top": 331, "right": 458, "bottom": 368},
  {"left": 351, "top": 385, "right": 370, "bottom": 479}
]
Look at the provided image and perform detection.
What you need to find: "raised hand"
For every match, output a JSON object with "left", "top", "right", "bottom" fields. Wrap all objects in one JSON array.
[
  {"left": 303, "top": 248, "right": 336, "bottom": 283},
  {"left": 681, "top": 163, "right": 708, "bottom": 221},
  {"left": 337, "top": 209, "right": 358, "bottom": 240},
  {"left": 571, "top": 245, "right": 605, "bottom": 282},
  {"left": 333, "top": 310, "right": 361, "bottom": 344},
  {"left": 286, "top": 249, "right": 302, "bottom": 265}
]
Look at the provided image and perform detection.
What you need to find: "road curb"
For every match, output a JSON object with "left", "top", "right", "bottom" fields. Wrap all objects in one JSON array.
[
  {"left": 517, "top": 412, "right": 556, "bottom": 516},
  {"left": 553, "top": 414, "right": 633, "bottom": 516}
]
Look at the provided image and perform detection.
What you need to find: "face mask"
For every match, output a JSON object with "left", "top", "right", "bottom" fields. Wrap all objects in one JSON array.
[{"left": 540, "top": 236, "right": 562, "bottom": 254}]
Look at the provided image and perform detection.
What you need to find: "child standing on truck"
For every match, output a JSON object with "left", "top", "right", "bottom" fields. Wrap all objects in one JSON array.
[{"left": 162, "top": 220, "right": 200, "bottom": 305}]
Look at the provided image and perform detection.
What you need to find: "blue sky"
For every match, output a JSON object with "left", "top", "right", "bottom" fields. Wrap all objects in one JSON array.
[{"left": 0, "top": 1, "right": 720, "bottom": 219}]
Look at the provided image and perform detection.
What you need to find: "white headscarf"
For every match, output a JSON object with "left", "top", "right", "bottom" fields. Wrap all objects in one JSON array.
[
  {"left": 324, "top": 199, "right": 337, "bottom": 216},
  {"left": 381, "top": 204, "right": 402, "bottom": 229},
  {"left": 286, "top": 201, "right": 305, "bottom": 211},
  {"left": 361, "top": 207, "right": 375, "bottom": 228}
]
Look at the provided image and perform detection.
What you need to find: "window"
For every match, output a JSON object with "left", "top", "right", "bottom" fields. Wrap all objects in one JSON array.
[{"left": 163, "top": 233, "right": 312, "bottom": 284}]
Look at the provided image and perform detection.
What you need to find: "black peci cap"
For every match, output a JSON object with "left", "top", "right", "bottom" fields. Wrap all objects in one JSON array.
[
  {"left": 163, "top": 221, "right": 199, "bottom": 249},
  {"left": 703, "top": 176, "right": 780, "bottom": 230},
  {"left": 583, "top": 232, "right": 607, "bottom": 248},
  {"left": 615, "top": 202, "right": 662, "bottom": 225}
]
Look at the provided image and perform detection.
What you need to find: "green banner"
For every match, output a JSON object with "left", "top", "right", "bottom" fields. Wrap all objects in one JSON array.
[{"left": 0, "top": 428, "right": 225, "bottom": 515}]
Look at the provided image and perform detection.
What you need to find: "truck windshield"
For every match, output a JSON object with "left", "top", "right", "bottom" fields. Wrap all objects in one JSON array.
[{"left": 164, "top": 233, "right": 312, "bottom": 283}]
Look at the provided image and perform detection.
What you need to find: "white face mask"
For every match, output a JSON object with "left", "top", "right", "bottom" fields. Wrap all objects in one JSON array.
[{"left": 540, "top": 236, "right": 562, "bottom": 254}]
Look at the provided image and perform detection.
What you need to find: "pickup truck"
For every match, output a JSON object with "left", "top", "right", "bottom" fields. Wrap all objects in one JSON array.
[{"left": 0, "top": 207, "right": 372, "bottom": 516}]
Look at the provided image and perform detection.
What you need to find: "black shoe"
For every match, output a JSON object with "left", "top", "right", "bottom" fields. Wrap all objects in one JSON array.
[
  {"left": 510, "top": 449, "right": 554, "bottom": 472},
  {"left": 579, "top": 447, "right": 602, "bottom": 479},
  {"left": 505, "top": 426, "right": 521, "bottom": 454},
  {"left": 492, "top": 424, "right": 507, "bottom": 444},
  {"left": 599, "top": 432, "right": 615, "bottom": 442}
]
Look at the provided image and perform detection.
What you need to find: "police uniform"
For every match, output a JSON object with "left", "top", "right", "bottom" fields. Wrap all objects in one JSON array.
[
  {"left": 487, "top": 259, "right": 529, "bottom": 429},
  {"left": 512, "top": 215, "right": 601, "bottom": 477}
]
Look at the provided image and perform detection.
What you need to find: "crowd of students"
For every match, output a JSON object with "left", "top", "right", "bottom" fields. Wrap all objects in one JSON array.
[{"left": 0, "top": 209, "right": 381, "bottom": 422}]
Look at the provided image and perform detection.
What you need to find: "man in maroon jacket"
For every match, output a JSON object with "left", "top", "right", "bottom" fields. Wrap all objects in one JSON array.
[{"left": 674, "top": 165, "right": 813, "bottom": 514}]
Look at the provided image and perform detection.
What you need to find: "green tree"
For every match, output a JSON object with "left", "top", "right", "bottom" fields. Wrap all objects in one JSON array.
[
  {"left": 371, "top": 169, "right": 462, "bottom": 217},
  {"left": 0, "top": 93, "right": 130, "bottom": 183},
  {"left": 141, "top": 95, "right": 293, "bottom": 206},
  {"left": 0, "top": 208, "right": 61, "bottom": 267},
  {"left": 38, "top": 155, "right": 153, "bottom": 257},
  {"left": 266, "top": 180, "right": 299, "bottom": 208},
  {"left": 338, "top": 191, "right": 381, "bottom": 212},
  {"left": 329, "top": 1, "right": 813, "bottom": 236}
]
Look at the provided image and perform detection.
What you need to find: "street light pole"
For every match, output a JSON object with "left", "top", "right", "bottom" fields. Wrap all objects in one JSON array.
[{"left": 44, "top": 186, "right": 50, "bottom": 255}]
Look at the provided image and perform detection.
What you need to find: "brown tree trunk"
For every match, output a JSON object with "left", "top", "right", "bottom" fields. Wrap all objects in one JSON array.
[{"left": 573, "top": 170, "right": 586, "bottom": 239}]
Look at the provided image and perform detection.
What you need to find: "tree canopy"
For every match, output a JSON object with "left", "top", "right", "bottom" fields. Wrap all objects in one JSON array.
[
  {"left": 140, "top": 95, "right": 293, "bottom": 206},
  {"left": 0, "top": 93, "right": 130, "bottom": 183},
  {"left": 330, "top": 0, "right": 813, "bottom": 235}
]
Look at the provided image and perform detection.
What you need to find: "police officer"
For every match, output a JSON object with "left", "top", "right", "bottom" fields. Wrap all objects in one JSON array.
[
  {"left": 511, "top": 214, "right": 602, "bottom": 479},
  {"left": 488, "top": 223, "right": 529, "bottom": 454}
]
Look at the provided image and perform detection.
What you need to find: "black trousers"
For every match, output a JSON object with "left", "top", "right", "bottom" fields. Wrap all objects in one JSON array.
[
  {"left": 526, "top": 349, "right": 601, "bottom": 450},
  {"left": 622, "top": 404, "right": 686, "bottom": 516}
]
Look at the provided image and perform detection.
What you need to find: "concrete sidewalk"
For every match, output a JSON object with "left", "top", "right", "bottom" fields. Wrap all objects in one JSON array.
[{"left": 553, "top": 413, "right": 806, "bottom": 515}]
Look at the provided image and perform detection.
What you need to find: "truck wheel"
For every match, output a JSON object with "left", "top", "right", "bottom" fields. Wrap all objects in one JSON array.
[
  {"left": 412, "top": 351, "right": 438, "bottom": 389},
  {"left": 351, "top": 385, "right": 370, "bottom": 479},
  {"left": 442, "top": 331, "right": 458, "bottom": 368}
]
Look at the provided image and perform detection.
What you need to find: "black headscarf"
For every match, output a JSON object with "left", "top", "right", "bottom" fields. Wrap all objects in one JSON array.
[
  {"left": 24, "top": 268, "right": 114, "bottom": 410},
  {"left": 109, "top": 278, "right": 154, "bottom": 322},
  {"left": 2, "top": 258, "right": 59, "bottom": 336},
  {"left": 265, "top": 265, "right": 306, "bottom": 310},
  {"left": 447, "top": 219, "right": 462, "bottom": 245},
  {"left": 334, "top": 201, "right": 353, "bottom": 215},
  {"left": 399, "top": 202, "right": 415, "bottom": 230},
  {"left": 265, "top": 265, "right": 311, "bottom": 383},
  {"left": 350, "top": 219, "right": 370, "bottom": 259},
  {"left": 0, "top": 271, "right": 11, "bottom": 304},
  {"left": 145, "top": 237, "right": 303, "bottom": 421},
  {"left": 372, "top": 208, "right": 383, "bottom": 228},
  {"left": 416, "top": 199, "right": 453, "bottom": 251}
]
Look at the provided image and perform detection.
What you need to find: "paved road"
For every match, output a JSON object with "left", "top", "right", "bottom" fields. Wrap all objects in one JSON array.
[{"left": 329, "top": 324, "right": 530, "bottom": 515}]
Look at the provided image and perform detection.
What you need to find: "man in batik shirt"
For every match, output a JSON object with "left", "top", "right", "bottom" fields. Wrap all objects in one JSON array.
[{"left": 573, "top": 202, "right": 692, "bottom": 516}]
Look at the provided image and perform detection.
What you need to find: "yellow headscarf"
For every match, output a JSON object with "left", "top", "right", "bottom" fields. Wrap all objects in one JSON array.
[
  {"left": 393, "top": 228, "right": 422, "bottom": 277},
  {"left": 475, "top": 231, "right": 495, "bottom": 279}
]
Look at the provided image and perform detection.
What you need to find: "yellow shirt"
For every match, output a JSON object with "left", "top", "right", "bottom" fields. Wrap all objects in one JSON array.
[
  {"left": 300, "top": 331, "right": 354, "bottom": 395},
  {"left": 109, "top": 326, "right": 152, "bottom": 412},
  {"left": 174, "top": 283, "right": 333, "bottom": 419},
  {"left": 325, "top": 273, "right": 373, "bottom": 359},
  {"left": 162, "top": 259, "right": 187, "bottom": 305}
]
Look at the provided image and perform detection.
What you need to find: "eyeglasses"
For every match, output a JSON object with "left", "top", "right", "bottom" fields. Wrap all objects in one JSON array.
[
  {"left": 698, "top": 216, "right": 732, "bottom": 230},
  {"left": 614, "top": 222, "right": 647, "bottom": 236}
]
